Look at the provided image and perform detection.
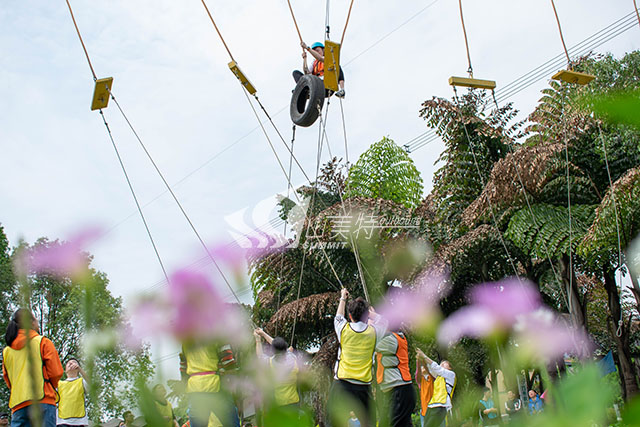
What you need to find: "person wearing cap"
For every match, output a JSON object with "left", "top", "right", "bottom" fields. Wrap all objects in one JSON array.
[
  {"left": 0, "top": 413, "right": 9, "bottom": 426},
  {"left": 292, "top": 41, "right": 346, "bottom": 98},
  {"left": 56, "top": 358, "right": 89, "bottom": 426}
]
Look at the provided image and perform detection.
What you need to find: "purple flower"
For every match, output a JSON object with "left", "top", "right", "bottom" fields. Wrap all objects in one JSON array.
[
  {"left": 437, "top": 305, "right": 500, "bottom": 344},
  {"left": 438, "top": 278, "right": 541, "bottom": 346},
  {"left": 470, "top": 279, "right": 542, "bottom": 325},
  {"left": 514, "top": 308, "right": 593, "bottom": 361},
  {"left": 15, "top": 227, "right": 102, "bottom": 279},
  {"left": 167, "top": 269, "right": 237, "bottom": 341},
  {"left": 376, "top": 274, "right": 448, "bottom": 330}
]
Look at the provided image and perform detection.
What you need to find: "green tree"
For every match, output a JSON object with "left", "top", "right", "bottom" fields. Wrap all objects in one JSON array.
[{"left": 8, "top": 237, "right": 154, "bottom": 420}]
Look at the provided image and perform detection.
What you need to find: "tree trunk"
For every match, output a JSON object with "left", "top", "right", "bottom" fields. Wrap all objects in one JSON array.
[
  {"left": 559, "top": 254, "right": 586, "bottom": 329},
  {"left": 603, "top": 267, "right": 639, "bottom": 399}
]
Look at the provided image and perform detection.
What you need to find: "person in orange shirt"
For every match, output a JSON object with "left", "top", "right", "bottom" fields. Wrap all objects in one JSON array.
[{"left": 2, "top": 309, "right": 63, "bottom": 427}]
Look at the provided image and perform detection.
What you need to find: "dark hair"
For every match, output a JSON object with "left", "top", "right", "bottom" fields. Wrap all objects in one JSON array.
[
  {"left": 5, "top": 309, "right": 33, "bottom": 346},
  {"left": 272, "top": 337, "right": 288, "bottom": 354},
  {"left": 347, "top": 297, "right": 369, "bottom": 322},
  {"left": 65, "top": 357, "right": 80, "bottom": 366},
  {"left": 123, "top": 410, "right": 133, "bottom": 419}
]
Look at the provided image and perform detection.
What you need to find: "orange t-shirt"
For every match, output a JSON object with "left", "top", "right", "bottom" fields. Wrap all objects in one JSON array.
[{"left": 2, "top": 329, "right": 63, "bottom": 412}]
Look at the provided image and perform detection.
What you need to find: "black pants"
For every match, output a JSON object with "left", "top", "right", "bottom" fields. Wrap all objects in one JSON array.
[
  {"left": 387, "top": 383, "right": 416, "bottom": 427},
  {"left": 424, "top": 406, "right": 447, "bottom": 427},
  {"left": 327, "top": 379, "right": 374, "bottom": 427},
  {"left": 292, "top": 68, "right": 345, "bottom": 84}
]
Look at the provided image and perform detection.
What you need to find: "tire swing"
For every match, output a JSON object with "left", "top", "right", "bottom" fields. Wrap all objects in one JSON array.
[{"left": 290, "top": 74, "right": 325, "bottom": 127}]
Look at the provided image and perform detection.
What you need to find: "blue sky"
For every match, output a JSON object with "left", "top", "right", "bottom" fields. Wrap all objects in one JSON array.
[{"left": 1, "top": 0, "right": 638, "bottom": 378}]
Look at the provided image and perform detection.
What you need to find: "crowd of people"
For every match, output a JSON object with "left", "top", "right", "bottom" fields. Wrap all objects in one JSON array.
[{"left": 2, "top": 298, "right": 547, "bottom": 427}]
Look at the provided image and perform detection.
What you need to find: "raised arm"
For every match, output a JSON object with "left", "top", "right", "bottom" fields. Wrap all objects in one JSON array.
[{"left": 337, "top": 288, "right": 349, "bottom": 317}]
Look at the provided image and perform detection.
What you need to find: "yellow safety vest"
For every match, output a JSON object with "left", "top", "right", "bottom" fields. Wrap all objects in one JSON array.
[
  {"left": 183, "top": 344, "right": 220, "bottom": 393},
  {"left": 337, "top": 324, "right": 376, "bottom": 383},
  {"left": 3, "top": 335, "right": 45, "bottom": 409},
  {"left": 154, "top": 399, "right": 174, "bottom": 427},
  {"left": 270, "top": 357, "right": 299, "bottom": 406},
  {"left": 57, "top": 377, "right": 86, "bottom": 419},
  {"left": 429, "top": 376, "right": 456, "bottom": 406}
]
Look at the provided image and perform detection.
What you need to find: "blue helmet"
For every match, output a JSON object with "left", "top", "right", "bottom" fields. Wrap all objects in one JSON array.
[{"left": 311, "top": 42, "right": 324, "bottom": 50}]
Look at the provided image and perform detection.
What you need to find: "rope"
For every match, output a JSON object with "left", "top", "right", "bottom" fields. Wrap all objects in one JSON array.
[
  {"left": 457, "top": 0, "right": 473, "bottom": 77},
  {"left": 490, "top": 91, "right": 570, "bottom": 311},
  {"left": 325, "top": 0, "right": 331, "bottom": 40},
  {"left": 452, "top": 86, "right": 521, "bottom": 281},
  {"left": 64, "top": 0, "right": 171, "bottom": 287},
  {"left": 99, "top": 110, "right": 170, "bottom": 285},
  {"left": 107, "top": 90, "right": 242, "bottom": 304},
  {"left": 598, "top": 121, "right": 625, "bottom": 335},
  {"left": 407, "top": 11, "right": 639, "bottom": 152},
  {"left": 199, "top": 0, "right": 235, "bottom": 62},
  {"left": 64, "top": 0, "right": 97, "bottom": 81},
  {"left": 275, "top": 125, "right": 296, "bottom": 336},
  {"left": 634, "top": 0, "right": 640, "bottom": 27},
  {"left": 340, "top": 0, "right": 356, "bottom": 46},
  {"left": 559, "top": 86, "right": 575, "bottom": 319},
  {"left": 550, "top": 0, "right": 571, "bottom": 68},
  {"left": 286, "top": 0, "right": 305, "bottom": 46}
]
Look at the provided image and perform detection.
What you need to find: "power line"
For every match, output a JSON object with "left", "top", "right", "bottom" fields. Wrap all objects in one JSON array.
[{"left": 406, "top": 11, "right": 638, "bottom": 152}]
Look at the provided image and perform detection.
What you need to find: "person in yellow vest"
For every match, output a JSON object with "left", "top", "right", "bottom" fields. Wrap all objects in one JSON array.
[
  {"left": 2, "top": 309, "right": 63, "bottom": 427},
  {"left": 327, "top": 288, "right": 388, "bottom": 427},
  {"left": 375, "top": 330, "right": 415, "bottom": 427},
  {"left": 253, "top": 328, "right": 300, "bottom": 409},
  {"left": 151, "top": 384, "right": 179, "bottom": 427},
  {"left": 416, "top": 348, "right": 456, "bottom": 427},
  {"left": 56, "top": 358, "right": 88, "bottom": 426},
  {"left": 182, "top": 343, "right": 238, "bottom": 427}
]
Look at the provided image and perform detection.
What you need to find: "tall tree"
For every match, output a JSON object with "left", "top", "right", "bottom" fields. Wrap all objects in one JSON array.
[{"left": 7, "top": 237, "right": 154, "bottom": 419}]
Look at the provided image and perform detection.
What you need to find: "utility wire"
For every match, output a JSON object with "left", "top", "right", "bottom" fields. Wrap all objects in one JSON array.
[
  {"left": 108, "top": 90, "right": 242, "bottom": 304},
  {"left": 99, "top": 110, "right": 170, "bottom": 285},
  {"left": 406, "top": 12, "right": 638, "bottom": 152}
]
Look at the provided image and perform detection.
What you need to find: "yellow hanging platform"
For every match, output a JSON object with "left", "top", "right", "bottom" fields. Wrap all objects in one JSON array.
[
  {"left": 323, "top": 40, "right": 341, "bottom": 92},
  {"left": 448, "top": 76, "right": 496, "bottom": 90},
  {"left": 551, "top": 69, "right": 595, "bottom": 85},
  {"left": 228, "top": 61, "right": 257, "bottom": 95},
  {"left": 91, "top": 77, "right": 114, "bottom": 111}
]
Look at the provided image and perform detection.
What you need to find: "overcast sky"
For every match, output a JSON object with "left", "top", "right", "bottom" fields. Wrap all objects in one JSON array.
[{"left": 1, "top": 0, "right": 638, "bottom": 379}]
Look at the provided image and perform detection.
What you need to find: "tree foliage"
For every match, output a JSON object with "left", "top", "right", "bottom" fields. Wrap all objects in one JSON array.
[{"left": 345, "top": 137, "right": 423, "bottom": 209}]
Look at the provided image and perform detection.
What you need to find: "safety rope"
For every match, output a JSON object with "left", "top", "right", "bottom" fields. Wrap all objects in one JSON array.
[
  {"left": 99, "top": 110, "right": 170, "bottom": 285},
  {"left": 457, "top": 0, "right": 474, "bottom": 77},
  {"left": 490, "top": 92, "right": 571, "bottom": 312},
  {"left": 106, "top": 89, "right": 243, "bottom": 305},
  {"left": 275, "top": 125, "right": 296, "bottom": 337},
  {"left": 597, "top": 121, "right": 625, "bottom": 337},
  {"left": 452, "top": 86, "right": 522, "bottom": 281},
  {"left": 200, "top": 0, "right": 235, "bottom": 62},
  {"left": 286, "top": 0, "right": 305, "bottom": 47},
  {"left": 559, "top": 86, "right": 575, "bottom": 319},
  {"left": 325, "top": 0, "right": 331, "bottom": 40},
  {"left": 635, "top": 0, "right": 640, "bottom": 27},
  {"left": 64, "top": 0, "right": 97, "bottom": 81},
  {"left": 64, "top": 0, "right": 170, "bottom": 287},
  {"left": 340, "top": 0, "right": 356, "bottom": 46},
  {"left": 550, "top": 0, "right": 572, "bottom": 68}
]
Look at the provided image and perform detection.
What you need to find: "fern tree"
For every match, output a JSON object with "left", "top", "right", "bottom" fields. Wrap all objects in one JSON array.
[{"left": 344, "top": 136, "right": 423, "bottom": 209}]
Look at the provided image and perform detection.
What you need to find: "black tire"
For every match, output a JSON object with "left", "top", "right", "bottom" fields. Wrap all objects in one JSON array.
[{"left": 290, "top": 74, "right": 325, "bottom": 127}]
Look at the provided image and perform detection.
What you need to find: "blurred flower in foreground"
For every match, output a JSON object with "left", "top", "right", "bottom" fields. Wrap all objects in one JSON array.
[
  {"left": 127, "top": 269, "right": 250, "bottom": 346},
  {"left": 438, "top": 278, "right": 590, "bottom": 360},
  {"left": 14, "top": 227, "right": 102, "bottom": 280},
  {"left": 376, "top": 273, "right": 448, "bottom": 330}
]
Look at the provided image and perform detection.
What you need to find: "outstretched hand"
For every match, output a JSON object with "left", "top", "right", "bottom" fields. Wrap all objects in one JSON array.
[
  {"left": 341, "top": 288, "right": 349, "bottom": 299},
  {"left": 300, "top": 41, "right": 308, "bottom": 51}
]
